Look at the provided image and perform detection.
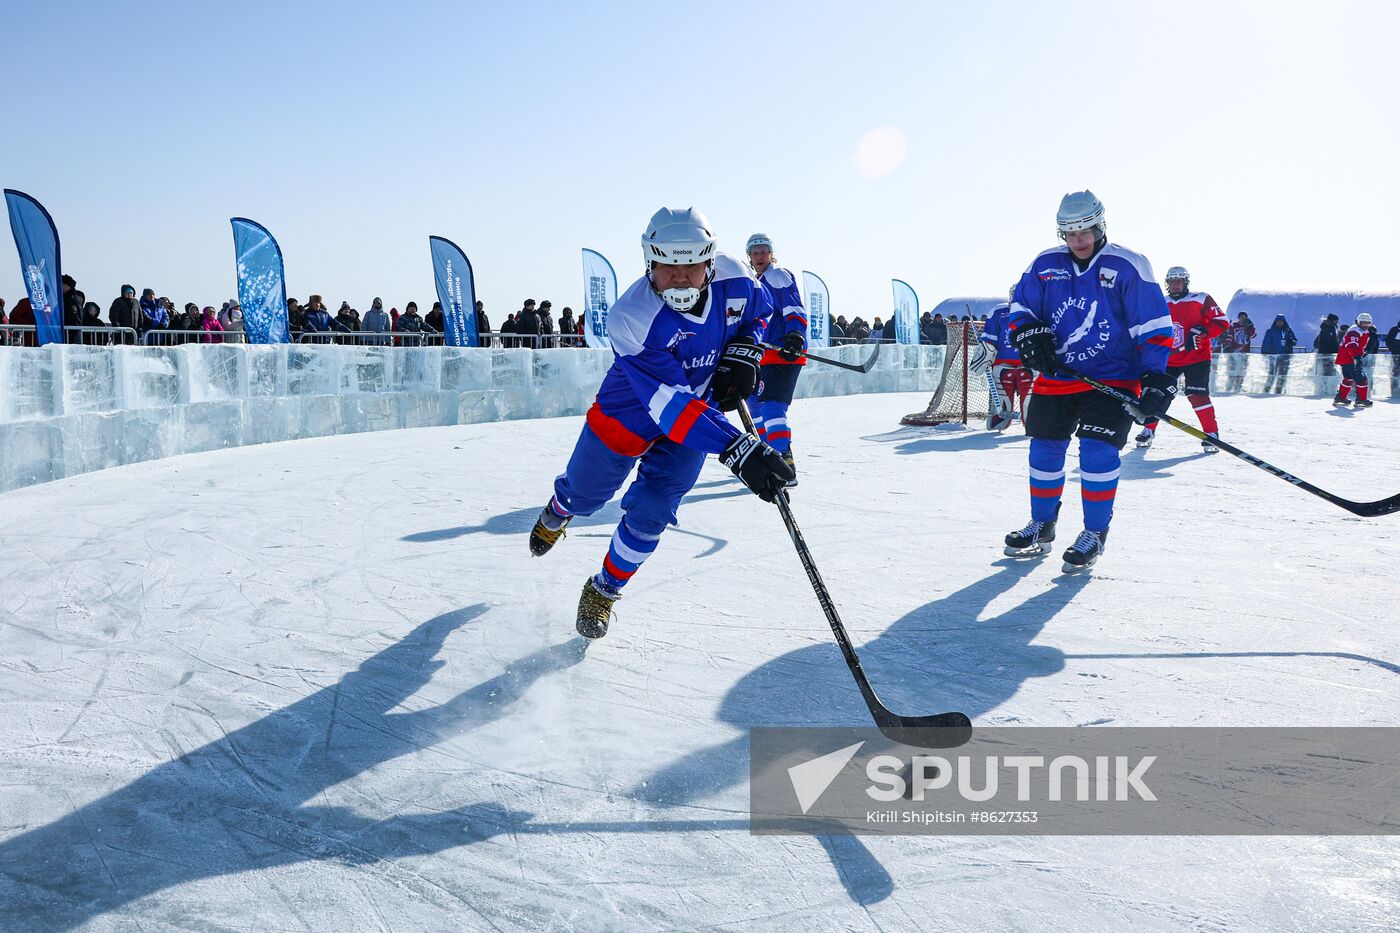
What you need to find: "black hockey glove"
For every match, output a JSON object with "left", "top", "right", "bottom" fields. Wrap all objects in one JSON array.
[
  {"left": 1012, "top": 323, "right": 1060, "bottom": 375},
  {"left": 720, "top": 433, "right": 796, "bottom": 502},
  {"left": 1132, "top": 371, "right": 1178, "bottom": 423},
  {"left": 1186, "top": 324, "right": 1208, "bottom": 350},
  {"left": 778, "top": 330, "right": 806, "bottom": 362},
  {"left": 710, "top": 337, "right": 764, "bottom": 411}
]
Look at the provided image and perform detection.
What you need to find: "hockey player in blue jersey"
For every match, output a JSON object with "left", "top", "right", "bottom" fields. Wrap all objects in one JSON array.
[
  {"left": 528, "top": 208, "right": 794, "bottom": 638},
  {"left": 745, "top": 233, "right": 807, "bottom": 482},
  {"left": 1003, "top": 191, "right": 1175, "bottom": 573}
]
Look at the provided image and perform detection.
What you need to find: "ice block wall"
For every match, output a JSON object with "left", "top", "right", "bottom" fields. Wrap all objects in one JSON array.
[{"left": 0, "top": 343, "right": 950, "bottom": 493}]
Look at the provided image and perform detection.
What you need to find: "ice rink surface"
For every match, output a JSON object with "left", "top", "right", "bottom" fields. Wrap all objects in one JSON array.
[{"left": 1, "top": 392, "right": 1397, "bottom": 931}]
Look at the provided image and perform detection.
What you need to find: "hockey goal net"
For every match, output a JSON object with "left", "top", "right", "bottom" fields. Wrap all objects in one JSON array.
[{"left": 901, "top": 322, "right": 995, "bottom": 425}]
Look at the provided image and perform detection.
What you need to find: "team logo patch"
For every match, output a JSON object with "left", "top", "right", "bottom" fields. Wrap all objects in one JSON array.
[
  {"left": 666, "top": 330, "right": 698, "bottom": 349},
  {"left": 1098, "top": 268, "right": 1118, "bottom": 288},
  {"left": 1038, "top": 267, "right": 1071, "bottom": 282},
  {"left": 726, "top": 299, "right": 747, "bottom": 323}
]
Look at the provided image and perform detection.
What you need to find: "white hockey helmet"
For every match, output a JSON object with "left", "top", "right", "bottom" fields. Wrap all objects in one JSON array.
[
  {"left": 1357, "top": 311, "right": 1373, "bottom": 327},
  {"left": 1165, "top": 266, "right": 1189, "bottom": 282},
  {"left": 642, "top": 207, "right": 717, "bottom": 268},
  {"left": 642, "top": 207, "right": 717, "bottom": 312},
  {"left": 745, "top": 233, "right": 774, "bottom": 254},
  {"left": 1056, "top": 190, "right": 1106, "bottom": 239}
]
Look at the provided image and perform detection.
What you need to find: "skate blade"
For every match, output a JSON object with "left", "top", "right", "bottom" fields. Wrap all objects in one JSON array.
[
  {"left": 1061, "top": 559, "right": 1097, "bottom": 575},
  {"left": 1003, "top": 543, "right": 1052, "bottom": 558},
  {"left": 575, "top": 618, "right": 609, "bottom": 640}
]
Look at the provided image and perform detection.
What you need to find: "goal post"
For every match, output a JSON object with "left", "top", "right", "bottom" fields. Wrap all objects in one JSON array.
[{"left": 901, "top": 321, "right": 999, "bottom": 426}]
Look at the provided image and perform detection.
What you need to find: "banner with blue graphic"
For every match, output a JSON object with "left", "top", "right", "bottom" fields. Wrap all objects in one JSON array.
[
  {"left": 5, "top": 189, "right": 64, "bottom": 345},
  {"left": 581, "top": 248, "right": 617, "bottom": 350},
  {"left": 429, "top": 236, "right": 478, "bottom": 347},
  {"left": 803, "top": 271, "right": 830, "bottom": 349},
  {"left": 230, "top": 218, "right": 291, "bottom": 344},
  {"left": 892, "top": 278, "right": 919, "bottom": 345}
]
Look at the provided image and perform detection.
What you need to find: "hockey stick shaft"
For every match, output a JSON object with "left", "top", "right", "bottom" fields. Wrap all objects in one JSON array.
[
  {"left": 756, "top": 341, "right": 881, "bottom": 373},
  {"left": 735, "top": 399, "right": 972, "bottom": 746},
  {"left": 1063, "top": 366, "right": 1400, "bottom": 517}
]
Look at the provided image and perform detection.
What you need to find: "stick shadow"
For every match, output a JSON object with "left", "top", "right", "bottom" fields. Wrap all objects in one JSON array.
[{"left": 629, "top": 559, "right": 1089, "bottom": 904}]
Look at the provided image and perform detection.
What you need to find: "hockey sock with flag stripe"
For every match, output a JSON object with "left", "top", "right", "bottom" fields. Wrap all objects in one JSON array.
[
  {"left": 598, "top": 518, "right": 661, "bottom": 591},
  {"left": 759, "top": 401, "right": 792, "bottom": 453},
  {"left": 1028, "top": 437, "right": 1069, "bottom": 522},
  {"left": 1078, "top": 438, "right": 1120, "bottom": 533},
  {"left": 1358, "top": 382, "right": 1370, "bottom": 402},
  {"left": 1336, "top": 379, "right": 1354, "bottom": 401},
  {"left": 1186, "top": 394, "right": 1219, "bottom": 434}
]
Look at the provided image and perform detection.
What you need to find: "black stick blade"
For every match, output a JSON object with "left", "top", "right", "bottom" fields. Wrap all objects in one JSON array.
[
  {"left": 876, "top": 712, "right": 973, "bottom": 749},
  {"left": 1349, "top": 493, "right": 1400, "bottom": 518}
]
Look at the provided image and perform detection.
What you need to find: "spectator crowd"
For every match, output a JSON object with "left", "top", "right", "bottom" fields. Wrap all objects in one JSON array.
[{"left": 2, "top": 281, "right": 1398, "bottom": 399}]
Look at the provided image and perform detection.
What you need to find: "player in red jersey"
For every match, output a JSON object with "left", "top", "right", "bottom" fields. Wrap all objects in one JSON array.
[
  {"left": 1333, "top": 312, "right": 1374, "bottom": 408},
  {"left": 1134, "top": 266, "right": 1228, "bottom": 452}
]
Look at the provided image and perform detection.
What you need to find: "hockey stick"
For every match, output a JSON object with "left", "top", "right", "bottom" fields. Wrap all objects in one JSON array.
[
  {"left": 1063, "top": 366, "right": 1400, "bottom": 518},
  {"left": 736, "top": 399, "right": 973, "bottom": 748},
  {"left": 757, "top": 340, "right": 881, "bottom": 373}
]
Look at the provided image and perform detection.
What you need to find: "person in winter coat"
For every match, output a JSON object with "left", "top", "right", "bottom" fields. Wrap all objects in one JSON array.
[
  {"left": 1387, "top": 321, "right": 1400, "bottom": 397},
  {"left": 1222, "top": 312, "right": 1255, "bottom": 391},
  {"left": 217, "top": 299, "right": 245, "bottom": 343},
  {"left": 882, "top": 317, "right": 897, "bottom": 341},
  {"left": 538, "top": 300, "right": 556, "bottom": 347},
  {"left": 61, "top": 274, "right": 84, "bottom": 334},
  {"left": 1312, "top": 313, "right": 1341, "bottom": 392},
  {"left": 474, "top": 300, "right": 492, "bottom": 346},
  {"left": 1259, "top": 315, "right": 1297, "bottom": 393},
  {"left": 139, "top": 288, "right": 170, "bottom": 344},
  {"left": 501, "top": 312, "right": 517, "bottom": 348},
  {"left": 200, "top": 306, "right": 224, "bottom": 343},
  {"left": 81, "top": 301, "right": 105, "bottom": 344},
  {"left": 8, "top": 297, "right": 37, "bottom": 346},
  {"left": 302, "top": 295, "right": 347, "bottom": 341},
  {"left": 362, "top": 298, "right": 391, "bottom": 346},
  {"left": 394, "top": 301, "right": 428, "bottom": 344},
  {"left": 285, "top": 297, "right": 306, "bottom": 341},
  {"left": 828, "top": 318, "right": 845, "bottom": 341},
  {"left": 514, "top": 299, "right": 542, "bottom": 348},
  {"left": 335, "top": 302, "right": 361, "bottom": 335},
  {"left": 558, "top": 306, "right": 576, "bottom": 344},
  {"left": 424, "top": 301, "right": 445, "bottom": 334},
  {"left": 169, "top": 302, "right": 197, "bottom": 341},
  {"left": 109, "top": 285, "right": 140, "bottom": 335}
]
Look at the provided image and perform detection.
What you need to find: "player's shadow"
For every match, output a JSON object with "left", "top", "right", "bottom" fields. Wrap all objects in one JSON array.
[
  {"left": 1325, "top": 406, "right": 1358, "bottom": 417},
  {"left": 0, "top": 605, "right": 586, "bottom": 931},
  {"left": 1118, "top": 450, "right": 1200, "bottom": 483},
  {"left": 629, "top": 559, "right": 1087, "bottom": 905},
  {"left": 401, "top": 479, "right": 744, "bottom": 557},
  {"left": 860, "top": 425, "right": 1028, "bottom": 455}
]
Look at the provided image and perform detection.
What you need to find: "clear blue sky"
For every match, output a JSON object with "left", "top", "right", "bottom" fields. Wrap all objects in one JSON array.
[{"left": 4, "top": 0, "right": 1397, "bottom": 322}]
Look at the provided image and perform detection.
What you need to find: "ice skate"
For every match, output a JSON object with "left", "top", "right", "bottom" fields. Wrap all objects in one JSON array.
[
  {"left": 1004, "top": 517, "right": 1057, "bottom": 557},
  {"left": 576, "top": 576, "right": 621, "bottom": 639},
  {"left": 1061, "top": 529, "right": 1108, "bottom": 574},
  {"left": 529, "top": 505, "right": 571, "bottom": 556}
]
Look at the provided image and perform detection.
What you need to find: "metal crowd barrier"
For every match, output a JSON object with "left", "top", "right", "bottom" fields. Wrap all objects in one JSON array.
[
  {"left": 140, "top": 328, "right": 246, "bottom": 346},
  {"left": 0, "top": 324, "right": 139, "bottom": 346}
]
